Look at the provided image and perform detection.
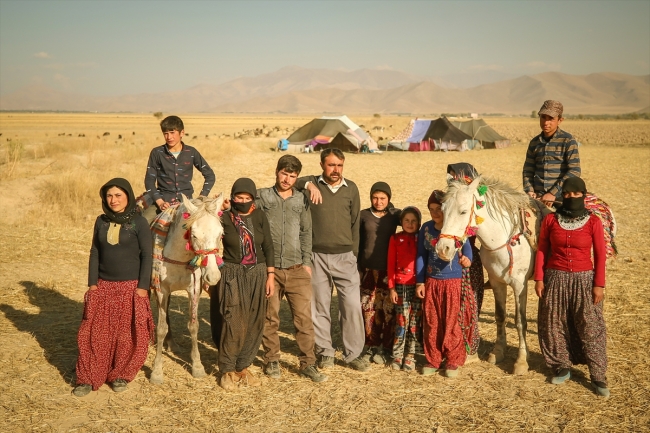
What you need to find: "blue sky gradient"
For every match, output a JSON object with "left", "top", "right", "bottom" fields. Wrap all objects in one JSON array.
[{"left": 1, "top": 0, "right": 648, "bottom": 96}]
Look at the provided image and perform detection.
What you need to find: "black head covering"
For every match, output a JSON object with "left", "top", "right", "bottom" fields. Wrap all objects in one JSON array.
[
  {"left": 100, "top": 178, "right": 137, "bottom": 224},
  {"left": 370, "top": 181, "right": 394, "bottom": 212},
  {"left": 558, "top": 177, "right": 588, "bottom": 218},
  {"left": 370, "top": 181, "right": 391, "bottom": 200},
  {"left": 231, "top": 178, "right": 257, "bottom": 214},
  {"left": 447, "top": 163, "right": 478, "bottom": 184}
]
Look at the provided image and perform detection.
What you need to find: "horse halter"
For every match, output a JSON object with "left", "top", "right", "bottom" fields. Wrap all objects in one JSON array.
[
  {"left": 183, "top": 227, "right": 224, "bottom": 270},
  {"left": 436, "top": 204, "right": 478, "bottom": 250}
]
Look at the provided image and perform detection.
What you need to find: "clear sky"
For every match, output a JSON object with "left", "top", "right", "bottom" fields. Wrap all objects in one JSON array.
[{"left": 1, "top": 0, "right": 648, "bottom": 96}]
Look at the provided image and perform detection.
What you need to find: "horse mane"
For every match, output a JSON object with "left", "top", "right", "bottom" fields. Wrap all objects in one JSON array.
[
  {"left": 479, "top": 176, "right": 531, "bottom": 221},
  {"left": 445, "top": 175, "right": 531, "bottom": 228},
  {"left": 176, "top": 196, "right": 221, "bottom": 228}
]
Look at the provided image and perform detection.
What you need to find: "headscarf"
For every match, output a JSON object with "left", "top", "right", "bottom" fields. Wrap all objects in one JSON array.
[
  {"left": 428, "top": 190, "right": 444, "bottom": 208},
  {"left": 229, "top": 178, "right": 257, "bottom": 266},
  {"left": 400, "top": 206, "right": 422, "bottom": 229},
  {"left": 370, "top": 181, "right": 394, "bottom": 212},
  {"left": 447, "top": 163, "right": 478, "bottom": 184},
  {"left": 230, "top": 178, "right": 257, "bottom": 215},
  {"left": 100, "top": 178, "right": 137, "bottom": 224},
  {"left": 557, "top": 177, "right": 588, "bottom": 218}
]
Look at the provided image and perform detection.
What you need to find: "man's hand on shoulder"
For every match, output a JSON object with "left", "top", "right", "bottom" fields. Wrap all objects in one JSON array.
[{"left": 306, "top": 182, "right": 322, "bottom": 205}]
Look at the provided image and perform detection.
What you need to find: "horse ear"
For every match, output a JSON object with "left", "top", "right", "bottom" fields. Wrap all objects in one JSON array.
[
  {"left": 468, "top": 176, "right": 481, "bottom": 192},
  {"left": 212, "top": 193, "right": 224, "bottom": 216},
  {"left": 182, "top": 194, "right": 198, "bottom": 213}
]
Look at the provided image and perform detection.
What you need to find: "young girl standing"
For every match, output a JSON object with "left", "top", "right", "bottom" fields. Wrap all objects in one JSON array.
[
  {"left": 416, "top": 190, "right": 472, "bottom": 378},
  {"left": 387, "top": 207, "right": 422, "bottom": 371}
]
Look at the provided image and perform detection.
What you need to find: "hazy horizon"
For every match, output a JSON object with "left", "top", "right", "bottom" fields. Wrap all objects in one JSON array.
[{"left": 1, "top": 0, "right": 649, "bottom": 97}]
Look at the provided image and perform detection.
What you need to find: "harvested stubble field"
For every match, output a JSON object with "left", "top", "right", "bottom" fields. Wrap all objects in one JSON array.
[{"left": 0, "top": 113, "right": 649, "bottom": 433}]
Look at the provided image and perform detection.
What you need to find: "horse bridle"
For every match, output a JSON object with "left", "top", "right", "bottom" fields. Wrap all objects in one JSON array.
[{"left": 439, "top": 191, "right": 524, "bottom": 276}]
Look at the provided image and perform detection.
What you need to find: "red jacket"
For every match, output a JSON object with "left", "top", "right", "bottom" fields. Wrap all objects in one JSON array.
[
  {"left": 535, "top": 213, "right": 606, "bottom": 287},
  {"left": 387, "top": 232, "right": 418, "bottom": 288}
]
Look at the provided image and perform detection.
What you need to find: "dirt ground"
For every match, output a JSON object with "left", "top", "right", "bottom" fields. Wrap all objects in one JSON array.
[{"left": 0, "top": 114, "right": 649, "bottom": 432}]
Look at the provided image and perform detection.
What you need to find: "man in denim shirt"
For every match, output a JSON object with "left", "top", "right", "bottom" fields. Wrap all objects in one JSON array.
[{"left": 257, "top": 155, "right": 326, "bottom": 383}]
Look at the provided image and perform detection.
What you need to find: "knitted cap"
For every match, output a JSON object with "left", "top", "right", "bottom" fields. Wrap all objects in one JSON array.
[{"left": 427, "top": 190, "right": 443, "bottom": 208}]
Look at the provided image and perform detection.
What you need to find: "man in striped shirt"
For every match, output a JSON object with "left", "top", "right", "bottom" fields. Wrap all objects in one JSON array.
[{"left": 522, "top": 100, "right": 581, "bottom": 208}]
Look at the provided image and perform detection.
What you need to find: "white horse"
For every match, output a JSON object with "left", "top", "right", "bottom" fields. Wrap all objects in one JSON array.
[
  {"left": 436, "top": 176, "right": 537, "bottom": 375},
  {"left": 150, "top": 194, "right": 224, "bottom": 384}
]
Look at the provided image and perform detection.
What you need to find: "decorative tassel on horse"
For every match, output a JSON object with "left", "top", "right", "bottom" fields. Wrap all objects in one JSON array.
[
  {"left": 475, "top": 215, "right": 484, "bottom": 225},
  {"left": 477, "top": 184, "right": 488, "bottom": 196},
  {"left": 475, "top": 199, "right": 485, "bottom": 210}
]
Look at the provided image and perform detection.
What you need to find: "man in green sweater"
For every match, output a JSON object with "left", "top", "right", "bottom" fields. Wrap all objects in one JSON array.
[{"left": 298, "top": 148, "right": 369, "bottom": 372}]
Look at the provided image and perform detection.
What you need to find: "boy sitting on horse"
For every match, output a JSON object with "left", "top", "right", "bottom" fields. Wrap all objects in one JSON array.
[
  {"left": 142, "top": 115, "right": 216, "bottom": 223},
  {"left": 522, "top": 100, "right": 581, "bottom": 208}
]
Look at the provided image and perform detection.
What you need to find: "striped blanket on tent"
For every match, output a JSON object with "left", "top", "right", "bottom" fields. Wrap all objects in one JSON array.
[{"left": 150, "top": 206, "right": 179, "bottom": 292}]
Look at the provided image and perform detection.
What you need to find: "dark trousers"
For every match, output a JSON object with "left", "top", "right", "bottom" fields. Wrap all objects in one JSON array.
[
  {"left": 211, "top": 263, "right": 267, "bottom": 373},
  {"left": 262, "top": 265, "right": 317, "bottom": 368}
]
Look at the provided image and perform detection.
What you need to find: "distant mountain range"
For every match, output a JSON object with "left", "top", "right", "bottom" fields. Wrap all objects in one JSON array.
[{"left": 1, "top": 66, "right": 648, "bottom": 114}]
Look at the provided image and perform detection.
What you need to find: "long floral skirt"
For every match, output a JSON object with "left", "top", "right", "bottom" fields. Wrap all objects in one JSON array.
[
  {"left": 392, "top": 284, "right": 422, "bottom": 360},
  {"left": 75, "top": 279, "right": 154, "bottom": 390},
  {"left": 537, "top": 269, "right": 608, "bottom": 383},
  {"left": 360, "top": 269, "right": 394, "bottom": 350},
  {"left": 422, "top": 278, "right": 466, "bottom": 369}
]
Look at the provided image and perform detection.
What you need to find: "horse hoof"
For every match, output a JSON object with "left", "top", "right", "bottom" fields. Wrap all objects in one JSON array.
[
  {"left": 149, "top": 374, "right": 164, "bottom": 385},
  {"left": 513, "top": 362, "right": 529, "bottom": 376},
  {"left": 192, "top": 367, "right": 207, "bottom": 378},
  {"left": 488, "top": 352, "right": 504, "bottom": 365}
]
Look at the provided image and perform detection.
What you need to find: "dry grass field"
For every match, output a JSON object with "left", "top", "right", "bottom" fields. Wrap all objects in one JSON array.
[{"left": 0, "top": 113, "right": 649, "bottom": 432}]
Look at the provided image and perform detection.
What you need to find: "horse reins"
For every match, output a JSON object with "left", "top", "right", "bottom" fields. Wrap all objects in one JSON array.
[{"left": 478, "top": 209, "right": 527, "bottom": 276}]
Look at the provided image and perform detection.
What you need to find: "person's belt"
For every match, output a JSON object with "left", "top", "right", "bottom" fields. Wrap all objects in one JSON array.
[{"left": 279, "top": 263, "right": 302, "bottom": 270}]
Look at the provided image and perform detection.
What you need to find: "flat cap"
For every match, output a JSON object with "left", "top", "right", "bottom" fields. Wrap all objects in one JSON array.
[{"left": 538, "top": 100, "right": 563, "bottom": 118}]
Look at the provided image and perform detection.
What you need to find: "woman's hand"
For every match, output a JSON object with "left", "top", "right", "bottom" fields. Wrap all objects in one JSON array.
[
  {"left": 459, "top": 256, "right": 471, "bottom": 268},
  {"left": 592, "top": 286, "right": 605, "bottom": 304},
  {"left": 534, "top": 280, "right": 544, "bottom": 298},
  {"left": 416, "top": 283, "right": 425, "bottom": 299},
  {"left": 265, "top": 275, "right": 275, "bottom": 298},
  {"left": 88, "top": 285, "right": 97, "bottom": 291},
  {"left": 389, "top": 288, "right": 398, "bottom": 304},
  {"left": 221, "top": 198, "right": 230, "bottom": 211},
  {"left": 136, "top": 288, "right": 148, "bottom": 298}
]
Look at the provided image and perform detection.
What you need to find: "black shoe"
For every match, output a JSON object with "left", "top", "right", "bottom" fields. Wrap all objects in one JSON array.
[
  {"left": 346, "top": 356, "right": 370, "bottom": 372},
  {"left": 264, "top": 361, "right": 281, "bottom": 379},
  {"left": 299, "top": 365, "right": 328, "bottom": 383},
  {"left": 72, "top": 384, "right": 92, "bottom": 397},
  {"left": 111, "top": 378, "right": 128, "bottom": 393},
  {"left": 317, "top": 355, "right": 335, "bottom": 369}
]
